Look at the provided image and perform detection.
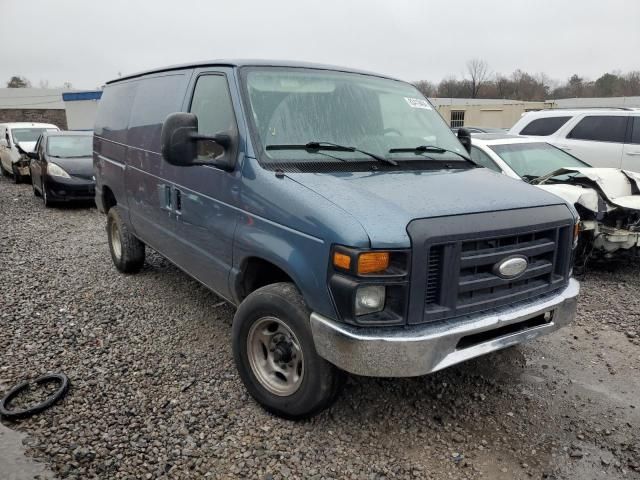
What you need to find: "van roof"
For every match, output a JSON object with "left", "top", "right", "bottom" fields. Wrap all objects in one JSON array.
[{"left": 106, "top": 59, "right": 403, "bottom": 85}]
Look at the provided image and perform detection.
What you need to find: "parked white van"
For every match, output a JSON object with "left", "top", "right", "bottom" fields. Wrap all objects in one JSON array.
[
  {"left": 0, "top": 122, "right": 60, "bottom": 182},
  {"left": 509, "top": 109, "right": 640, "bottom": 170}
]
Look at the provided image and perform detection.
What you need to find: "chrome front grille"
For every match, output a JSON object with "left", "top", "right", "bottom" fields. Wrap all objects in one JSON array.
[{"left": 422, "top": 225, "right": 571, "bottom": 323}]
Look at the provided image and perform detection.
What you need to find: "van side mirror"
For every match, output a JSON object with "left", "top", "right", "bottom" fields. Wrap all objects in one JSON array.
[
  {"left": 160, "top": 112, "right": 235, "bottom": 170},
  {"left": 457, "top": 127, "right": 472, "bottom": 153}
]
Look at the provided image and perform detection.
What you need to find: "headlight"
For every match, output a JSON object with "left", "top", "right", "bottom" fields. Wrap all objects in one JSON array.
[
  {"left": 47, "top": 162, "right": 70, "bottom": 179},
  {"left": 573, "top": 221, "right": 580, "bottom": 248},
  {"left": 355, "top": 285, "right": 386, "bottom": 316}
]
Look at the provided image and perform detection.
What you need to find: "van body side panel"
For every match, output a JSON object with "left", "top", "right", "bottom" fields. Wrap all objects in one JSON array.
[
  {"left": 93, "top": 82, "right": 138, "bottom": 219},
  {"left": 123, "top": 72, "right": 192, "bottom": 255},
  {"left": 233, "top": 157, "right": 371, "bottom": 318}
]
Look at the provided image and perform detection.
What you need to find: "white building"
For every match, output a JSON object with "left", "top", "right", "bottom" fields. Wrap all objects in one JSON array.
[
  {"left": 0, "top": 88, "right": 102, "bottom": 130},
  {"left": 62, "top": 91, "right": 102, "bottom": 130}
]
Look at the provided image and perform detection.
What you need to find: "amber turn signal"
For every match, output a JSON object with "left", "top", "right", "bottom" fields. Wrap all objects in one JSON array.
[
  {"left": 358, "top": 252, "right": 390, "bottom": 274},
  {"left": 333, "top": 252, "right": 352, "bottom": 270}
]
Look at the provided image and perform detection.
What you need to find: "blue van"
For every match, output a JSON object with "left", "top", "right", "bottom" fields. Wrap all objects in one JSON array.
[{"left": 94, "top": 60, "right": 580, "bottom": 419}]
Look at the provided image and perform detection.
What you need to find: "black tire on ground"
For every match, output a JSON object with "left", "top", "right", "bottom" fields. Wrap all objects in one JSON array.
[
  {"left": 0, "top": 373, "right": 70, "bottom": 420},
  {"left": 232, "top": 282, "right": 345, "bottom": 420},
  {"left": 106, "top": 206, "right": 145, "bottom": 273}
]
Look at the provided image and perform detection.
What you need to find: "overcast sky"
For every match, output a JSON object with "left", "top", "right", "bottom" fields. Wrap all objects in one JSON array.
[{"left": 2, "top": 0, "right": 638, "bottom": 89}]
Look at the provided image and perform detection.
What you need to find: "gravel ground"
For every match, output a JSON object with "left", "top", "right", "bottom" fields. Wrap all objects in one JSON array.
[{"left": 1, "top": 174, "right": 639, "bottom": 480}]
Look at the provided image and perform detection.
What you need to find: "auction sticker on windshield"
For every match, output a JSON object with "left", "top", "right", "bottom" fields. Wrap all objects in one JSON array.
[{"left": 404, "top": 97, "right": 432, "bottom": 109}]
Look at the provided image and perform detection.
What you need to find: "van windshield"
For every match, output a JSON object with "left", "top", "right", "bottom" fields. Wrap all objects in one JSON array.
[{"left": 242, "top": 68, "right": 467, "bottom": 169}]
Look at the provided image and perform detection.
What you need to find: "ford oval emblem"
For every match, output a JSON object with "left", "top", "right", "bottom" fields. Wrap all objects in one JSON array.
[{"left": 493, "top": 255, "right": 528, "bottom": 279}]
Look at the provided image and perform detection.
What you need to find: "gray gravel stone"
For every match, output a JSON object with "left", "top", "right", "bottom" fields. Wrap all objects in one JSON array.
[{"left": 1, "top": 175, "right": 639, "bottom": 479}]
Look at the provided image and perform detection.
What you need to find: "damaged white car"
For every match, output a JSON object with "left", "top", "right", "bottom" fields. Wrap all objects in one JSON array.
[{"left": 470, "top": 134, "right": 640, "bottom": 260}]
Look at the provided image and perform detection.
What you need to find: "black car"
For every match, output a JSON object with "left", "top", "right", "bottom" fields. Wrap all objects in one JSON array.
[{"left": 28, "top": 131, "right": 95, "bottom": 206}]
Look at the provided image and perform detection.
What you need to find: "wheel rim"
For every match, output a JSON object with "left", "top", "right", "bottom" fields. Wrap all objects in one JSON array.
[
  {"left": 110, "top": 221, "right": 122, "bottom": 260},
  {"left": 247, "top": 316, "right": 304, "bottom": 396}
]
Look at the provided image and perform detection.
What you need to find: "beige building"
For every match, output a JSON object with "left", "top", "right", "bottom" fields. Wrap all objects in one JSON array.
[
  {"left": 429, "top": 96, "right": 640, "bottom": 130},
  {"left": 429, "top": 98, "right": 551, "bottom": 129}
]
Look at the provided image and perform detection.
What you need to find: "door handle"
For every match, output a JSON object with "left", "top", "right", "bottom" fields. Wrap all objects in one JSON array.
[
  {"left": 626, "top": 151, "right": 640, "bottom": 156},
  {"left": 175, "top": 188, "right": 182, "bottom": 212}
]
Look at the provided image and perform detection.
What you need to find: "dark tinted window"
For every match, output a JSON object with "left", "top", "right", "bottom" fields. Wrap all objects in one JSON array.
[
  {"left": 520, "top": 116, "right": 570, "bottom": 136},
  {"left": 470, "top": 146, "right": 501, "bottom": 172},
  {"left": 94, "top": 82, "right": 138, "bottom": 143},
  {"left": 567, "top": 115, "right": 627, "bottom": 143},
  {"left": 128, "top": 74, "right": 187, "bottom": 151},
  {"left": 189, "top": 75, "right": 237, "bottom": 159},
  {"left": 631, "top": 117, "right": 640, "bottom": 145}
]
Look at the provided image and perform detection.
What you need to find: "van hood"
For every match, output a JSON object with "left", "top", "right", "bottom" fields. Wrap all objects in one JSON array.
[{"left": 285, "top": 167, "right": 570, "bottom": 247}]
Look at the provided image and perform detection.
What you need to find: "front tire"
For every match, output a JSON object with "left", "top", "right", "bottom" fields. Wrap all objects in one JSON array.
[
  {"left": 42, "top": 183, "right": 53, "bottom": 207},
  {"left": 232, "top": 282, "right": 345, "bottom": 420},
  {"left": 32, "top": 176, "right": 41, "bottom": 197},
  {"left": 107, "top": 207, "right": 145, "bottom": 273}
]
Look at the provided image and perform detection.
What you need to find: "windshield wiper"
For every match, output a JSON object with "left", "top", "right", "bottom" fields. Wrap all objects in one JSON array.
[
  {"left": 388, "top": 145, "right": 474, "bottom": 164},
  {"left": 266, "top": 141, "right": 398, "bottom": 166}
]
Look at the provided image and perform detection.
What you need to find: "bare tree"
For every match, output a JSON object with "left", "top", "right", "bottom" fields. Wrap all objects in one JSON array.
[
  {"left": 414, "top": 80, "right": 437, "bottom": 98},
  {"left": 6, "top": 75, "right": 31, "bottom": 88},
  {"left": 465, "top": 59, "right": 490, "bottom": 98}
]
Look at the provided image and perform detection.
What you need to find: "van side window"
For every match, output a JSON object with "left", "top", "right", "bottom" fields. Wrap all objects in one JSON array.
[
  {"left": 470, "top": 146, "right": 501, "bottom": 172},
  {"left": 520, "top": 116, "right": 571, "bottom": 136},
  {"left": 94, "top": 82, "right": 138, "bottom": 144},
  {"left": 190, "top": 75, "right": 237, "bottom": 159},
  {"left": 128, "top": 74, "right": 186, "bottom": 151},
  {"left": 567, "top": 115, "right": 627, "bottom": 143}
]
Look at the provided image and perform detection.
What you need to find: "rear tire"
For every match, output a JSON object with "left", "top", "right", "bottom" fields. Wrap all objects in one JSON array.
[
  {"left": 107, "top": 207, "right": 145, "bottom": 273},
  {"left": 232, "top": 282, "right": 345, "bottom": 420}
]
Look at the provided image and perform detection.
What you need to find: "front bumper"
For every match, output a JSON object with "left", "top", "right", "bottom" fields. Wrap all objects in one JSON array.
[
  {"left": 45, "top": 176, "right": 95, "bottom": 202},
  {"left": 310, "top": 278, "right": 579, "bottom": 377}
]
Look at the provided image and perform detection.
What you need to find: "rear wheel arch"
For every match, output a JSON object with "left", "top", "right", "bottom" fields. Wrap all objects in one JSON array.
[{"left": 102, "top": 185, "right": 117, "bottom": 212}]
